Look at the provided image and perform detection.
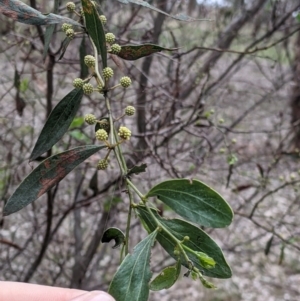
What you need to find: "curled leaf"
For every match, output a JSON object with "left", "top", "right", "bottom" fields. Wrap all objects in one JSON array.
[
  {"left": 101, "top": 227, "right": 125, "bottom": 249},
  {"left": 113, "top": 44, "right": 177, "bottom": 60},
  {"left": 127, "top": 164, "right": 147, "bottom": 177}
]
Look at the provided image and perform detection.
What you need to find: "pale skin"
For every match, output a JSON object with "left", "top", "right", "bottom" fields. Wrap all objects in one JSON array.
[{"left": 0, "top": 282, "right": 115, "bottom": 301}]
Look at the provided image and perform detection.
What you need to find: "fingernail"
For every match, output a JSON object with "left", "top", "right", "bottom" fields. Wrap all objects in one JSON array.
[{"left": 70, "top": 291, "right": 115, "bottom": 301}]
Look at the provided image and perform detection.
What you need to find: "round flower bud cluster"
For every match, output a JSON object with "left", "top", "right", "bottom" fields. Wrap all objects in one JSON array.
[
  {"left": 120, "top": 76, "right": 132, "bottom": 88},
  {"left": 125, "top": 106, "right": 135, "bottom": 116},
  {"left": 73, "top": 78, "right": 84, "bottom": 89},
  {"left": 66, "top": 2, "right": 76, "bottom": 12},
  {"left": 62, "top": 23, "right": 72, "bottom": 32},
  {"left": 103, "top": 67, "right": 114, "bottom": 80},
  {"left": 66, "top": 28, "right": 75, "bottom": 39},
  {"left": 105, "top": 33, "right": 115, "bottom": 44},
  {"left": 84, "top": 55, "right": 96, "bottom": 68},
  {"left": 111, "top": 44, "right": 121, "bottom": 54},
  {"left": 82, "top": 83, "right": 94, "bottom": 95},
  {"left": 84, "top": 114, "right": 96, "bottom": 125},
  {"left": 96, "top": 129, "right": 108, "bottom": 141},
  {"left": 118, "top": 126, "right": 131, "bottom": 140},
  {"left": 97, "top": 159, "right": 108, "bottom": 170},
  {"left": 99, "top": 15, "right": 107, "bottom": 25}
]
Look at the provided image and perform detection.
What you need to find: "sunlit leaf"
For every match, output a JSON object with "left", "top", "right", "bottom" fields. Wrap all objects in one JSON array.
[
  {"left": 4, "top": 145, "right": 105, "bottom": 216},
  {"left": 101, "top": 227, "right": 125, "bottom": 248},
  {"left": 137, "top": 206, "right": 232, "bottom": 279},
  {"left": 68, "top": 129, "right": 91, "bottom": 143},
  {"left": 81, "top": 0, "right": 107, "bottom": 68},
  {"left": 113, "top": 44, "right": 177, "bottom": 60},
  {"left": 0, "top": 0, "right": 82, "bottom": 26},
  {"left": 69, "top": 117, "right": 85, "bottom": 129},
  {"left": 227, "top": 154, "right": 238, "bottom": 165},
  {"left": 29, "top": 88, "right": 84, "bottom": 161},
  {"left": 146, "top": 179, "right": 233, "bottom": 228},
  {"left": 109, "top": 230, "right": 158, "bottom": 301}
]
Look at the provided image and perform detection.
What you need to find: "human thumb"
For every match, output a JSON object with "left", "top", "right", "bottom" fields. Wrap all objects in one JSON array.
[{"left": 69, "top": 291, "right": 115, "bottom": 301}]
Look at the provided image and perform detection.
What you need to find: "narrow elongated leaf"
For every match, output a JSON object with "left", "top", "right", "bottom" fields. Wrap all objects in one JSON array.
[
  {"left": 114, "top": 0, "right": 209, "bottom": 22},
  {"left": 137, "top": 206, "right": 232, "bottom": 279},
  {"left": 42, "top": 0, "right": 59, "bottom": 59},
  {"left": 101, "top": 227, "right": 125, "bottom": 249},
  {"left": 29, "top": 88, "right": 84, "bottom": 161},
  {"left": 264, "top": 235, "right": 274, "bottom": 256},
  {"left": 150, "top": 260, "right": 181, "bottom": 291},
  {"left": 80, "top": 37, "right": 89, "bottom": 78},
  {"left": 93, "top": 1, "right": 104, "bottom": 15},
  {"left": 4, "top": 145, "right": 105, "bottom": 216},
  {"left": 109, "top": 230, "right": 158, "bottom": 301},
  {"left": 113, "top": 44, "right": 177, "bottom": 60},
  {"left": 81, "top": 0, "right": 107, "bottom": 68},
  {"left": 14, "top": 68, "right": 26, "bottom": 116},
  {"left": 0, "top": 0, "right": 82, "bottom": 26},
  {"left": 146, "top": 179, "right": 233, "bottom": 228},
  {"left": 14, "top": 68, "right": 20, "bottom": 89},
  {"left": 58, "top": 37, "right": 71, "bottom": 60},
  {"left": 43, "top": 25, "right": 55, "bottom": 59}
]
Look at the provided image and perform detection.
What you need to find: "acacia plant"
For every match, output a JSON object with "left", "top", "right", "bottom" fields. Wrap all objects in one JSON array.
[{"left": 1, "top": 1, "right": 233, "bottom": 300}]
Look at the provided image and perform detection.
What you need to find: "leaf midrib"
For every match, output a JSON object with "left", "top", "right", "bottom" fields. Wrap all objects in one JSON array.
[{"left": 149, "top": 187, "right": 230, "bottom": 224}]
